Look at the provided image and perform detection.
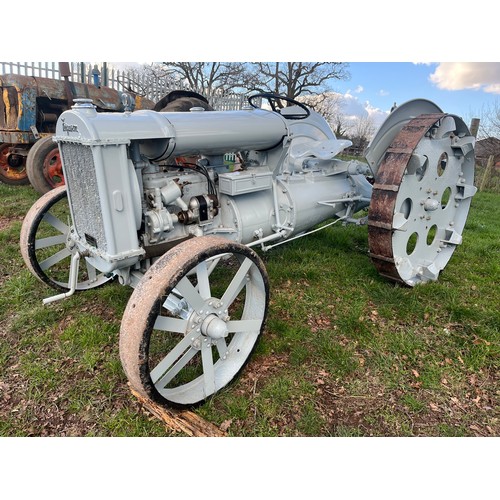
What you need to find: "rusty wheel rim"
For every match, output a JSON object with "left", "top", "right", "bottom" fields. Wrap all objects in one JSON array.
[
  {"left": 0, "top": 143, "right": 28, "bottom": 183},
  {"left": 368, "top": 114, "right": 476, "bottom": 286},
  {"left": 42, "top": 147, "right": 65, "bottom": 188}
]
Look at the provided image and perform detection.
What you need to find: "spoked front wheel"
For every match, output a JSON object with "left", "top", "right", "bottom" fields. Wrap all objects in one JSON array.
[
  {"left": 120, "top": 236, "right": 269, "bottom": 407},
  {"left": 20, "top": 185, "right": 111, "bottom": 292}
]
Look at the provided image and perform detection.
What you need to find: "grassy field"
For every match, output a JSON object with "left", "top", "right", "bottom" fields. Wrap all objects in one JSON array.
[{"left": 0, "top": 179, "right": 498, "bottom": 437}]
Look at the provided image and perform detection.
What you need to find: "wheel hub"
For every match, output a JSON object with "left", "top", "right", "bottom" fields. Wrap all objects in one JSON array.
[
  {"left": 7, "top": 153, "right": 23, "bottom": 167},
  {"left": 43, "top": 149, "right": 64, "bottom": 187},
  {"left": 185, "top": 296, "right": 230, "bottom": 346},
  {"left": 201, "top": 314, "right": 228, "bottom": 339},
  {"left": 423, "top": 198, "right": 440, "bottom": 212}
]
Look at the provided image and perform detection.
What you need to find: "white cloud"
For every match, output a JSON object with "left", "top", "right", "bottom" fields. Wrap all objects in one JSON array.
[
  {"left": 429, "top": 62, "right": 500, "bottom": 94},
  {"left": 337, "top": 93, "right": 388, "bottom": 135},
  {"left": 378, "top": 89, "right": 389, "bottom": 97},
  {"left": 341, "top": 92, "right": 368, "bottom": 116},
  {"left": 346, "top": 85, "right": 364, "bottom": 95},
  {"left": 365, "top": 103, "right": 389, "bottom": 132},
  {"left": 485, "top": 83, "right": 500, "bottom": 94},
  {"left": 296, "top": 91, "right": 389, "bottom": 138}
]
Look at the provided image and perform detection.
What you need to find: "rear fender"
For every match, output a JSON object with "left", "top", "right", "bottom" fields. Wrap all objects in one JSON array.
[{"left": 364, "top": 99, "right": 443, "bottom": 177}]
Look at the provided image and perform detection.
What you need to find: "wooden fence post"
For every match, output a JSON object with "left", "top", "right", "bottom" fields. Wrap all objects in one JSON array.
[
  {"left": 480, "top": 154, "right": 495, "bottom": 192},
  {"left": 469, "top": 118, "right": 480, "bottom": 138}
]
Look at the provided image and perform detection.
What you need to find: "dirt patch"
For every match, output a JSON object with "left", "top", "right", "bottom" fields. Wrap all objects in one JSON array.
[
  {"left": 0, "top": 215, "right": 23, "bottom": 232},
  {"left": 235, "top": 352, "right": 290, "bottom": 398},
  {"left": 0, "top": 372, "right": 134, "bottom": 436},
  {"left": 209, "top": 350, "right": 499, "bottom": 437},
  {"left": 0, "top": 297, "right": 137, "bottom": 437}
]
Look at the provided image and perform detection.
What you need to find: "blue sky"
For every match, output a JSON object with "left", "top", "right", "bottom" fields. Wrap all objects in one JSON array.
[
  {"left": 109, "top": 62, "right": 498, "bottom": 132},
  {"left": 109, "top": 61, "right": 498, "bottom": 136},
  {"left": 328, "top": 62, "right": 500, "bottom": 131}
]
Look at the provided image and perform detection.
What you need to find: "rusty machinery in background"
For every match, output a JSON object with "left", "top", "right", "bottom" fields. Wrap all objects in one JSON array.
[{"left": 0, "top": 62, "right": 154, "bottom": 194}]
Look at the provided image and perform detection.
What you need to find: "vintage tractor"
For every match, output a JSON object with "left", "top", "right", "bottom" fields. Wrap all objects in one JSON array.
[
  {"left": 20, "top": 93, "right": 477, "bottom": 407},
  {"left": 0, "top": 71, "right": 154, "bottom": 193}
]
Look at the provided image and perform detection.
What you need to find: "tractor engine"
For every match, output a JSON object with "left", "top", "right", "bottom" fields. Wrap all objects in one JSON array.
[{"left": 54, "top": 97, "right": 372, "bottom": 281}]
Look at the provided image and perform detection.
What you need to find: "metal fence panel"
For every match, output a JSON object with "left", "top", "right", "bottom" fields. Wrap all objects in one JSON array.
[{"left": 0, "top": 62, "right": 249, "bottom": 110}]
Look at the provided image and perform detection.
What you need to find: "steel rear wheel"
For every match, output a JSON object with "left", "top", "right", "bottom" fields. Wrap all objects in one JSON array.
[
  {"left": 120, "top": 236, "right": 269, "bottom": 407},
  {"left": 20, "top": 185, "right": 111, "bottom": 292},
  {"left": 368, "top": 113, "right": 477, "bottom": 286}
]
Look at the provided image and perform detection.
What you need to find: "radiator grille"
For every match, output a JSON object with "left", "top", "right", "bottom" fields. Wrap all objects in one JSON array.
[{"left": 60, "top": 143, "right": 107, "bottom": 251}]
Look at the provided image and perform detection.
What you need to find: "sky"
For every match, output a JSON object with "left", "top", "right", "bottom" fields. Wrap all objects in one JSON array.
[
  {"left": 107, "top": 61, "right": 499, "bottom": 136},
  {"left": 325, "top": 62, "right": 500, "bottom": 132}
]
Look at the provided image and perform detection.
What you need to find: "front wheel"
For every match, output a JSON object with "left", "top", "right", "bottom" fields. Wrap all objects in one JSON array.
[
  {"left": 119, "top": 236, "right": 269, "bottom": 407},
  {"left": 20, "top": 186, "right": 111, "bottom": 292}
]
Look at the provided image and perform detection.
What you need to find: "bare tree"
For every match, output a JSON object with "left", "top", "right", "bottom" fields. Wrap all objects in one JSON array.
[
  {"left": 116, "top": 62, "right": 351, "bottom": 111},
  {"left": 248, "top": 62, "right": 350, "bottom": 105},
  {"left": 348, "top": 114, "right": 376, "bottom": 151},
  {"left": 477, "top": 99, "right": 500, "bottom": 139},
  {"left": 299, "top": 92, "right": 350, "bottom": 137},
  {"left": 161, "top": 62, "right": 251, "bottom": 95},
  {"left": 117, "top": 63, "right": 177, "bottom": 97}
]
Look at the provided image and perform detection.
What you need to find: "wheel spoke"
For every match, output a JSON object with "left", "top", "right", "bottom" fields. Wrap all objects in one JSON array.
[
  {"left": 221, "top": 257, "right": 253, "bottom": 307},
  {"left": 201, "top": 343, "right": 215, "bottom": 396},
  {"left": 215, "top": 337, "right": 228, "bottom": 359},
  {"left": 42, "top": 212, "right": 69, "bottom": 234},
  {"left": 153, "top": 315, "right": 189, "bottom": 334},
  {"left": 35, "top": 234, "right": 67, "bottom": 250},
  {"left": 150, "top": 333, "right": 199, "bottom": 382},
  {"left": 176, "top": 275, "right": 207, "bottom": 313},
  {"left": 39, "top": 247, "right": 71, "bottom": 271},
  {"left": 154, "top": 347, "right": 198, "bottom": 386},
  {"left": 196, "top": 261, "right": 211, "bottom": 300},
  {"left": 226, "top": 319, "right": 262, "bottom": 333},
  {"left": 206, "top": 256, "right": 222, "bottom": 273}
]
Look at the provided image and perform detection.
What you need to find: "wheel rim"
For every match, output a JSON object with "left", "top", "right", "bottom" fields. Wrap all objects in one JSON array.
[
  {"left": 368, "top": 114, "right": 476, "bottom": 286},
  {"left": 42, "top": 147, "right": 65, "bottom": 188},
  {"left": 0, "top": 143, "right": 28, "bottom": 183},
  {"left": 121, "top": 237, "right": 269, "bottom": 406},
  {"left": 20, "top": 186, "right": 110, "bottom": 292}
]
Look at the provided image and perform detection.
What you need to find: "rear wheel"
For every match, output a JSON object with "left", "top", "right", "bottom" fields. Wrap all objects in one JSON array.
[
  {"left": 368, "top": 113, "right": 476, "bottom": 286},
  {"left": 26, "top": 136, "right": 65, "bottom": 195},
  {"left": 0, "top": 143, "right": 30, "bottom": 185}
]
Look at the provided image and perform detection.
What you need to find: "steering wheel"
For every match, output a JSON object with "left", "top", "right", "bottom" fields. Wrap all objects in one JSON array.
[{"left": 248, "top": 93, "right": 310, "bottom": 120}]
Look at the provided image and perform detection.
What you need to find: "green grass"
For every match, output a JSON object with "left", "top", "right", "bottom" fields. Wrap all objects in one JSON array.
[{"left": 0, "top": 181, "right": 499, "bottom": 437}]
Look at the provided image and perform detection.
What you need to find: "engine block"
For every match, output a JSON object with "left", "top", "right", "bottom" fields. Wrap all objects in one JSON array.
[{"left": 54, "top": 97, "right": 373, "bottom": 280}]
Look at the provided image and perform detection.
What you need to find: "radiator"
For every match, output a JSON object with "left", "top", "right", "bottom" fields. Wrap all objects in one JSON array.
[{"left": 60, "top": 142, "right": 107, "bottom": 252}]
